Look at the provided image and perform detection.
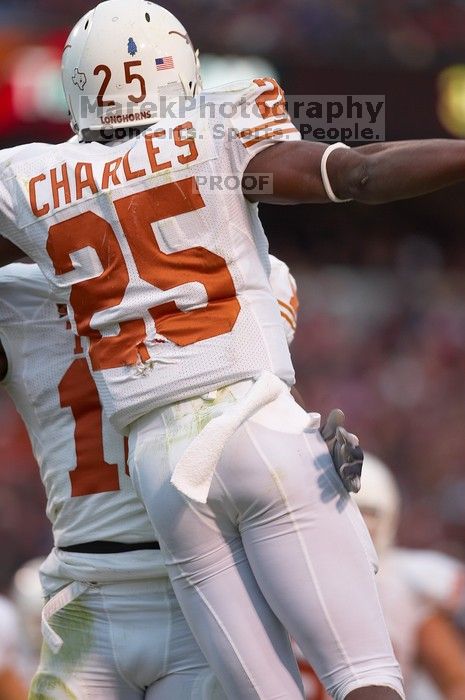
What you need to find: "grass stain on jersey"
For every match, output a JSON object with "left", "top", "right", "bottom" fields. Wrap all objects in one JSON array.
[
  {"left": 162, "top": 387, "right": 238, "bottom": 466},
  {"left": 39, "top": 598, "right": 94, "bottom": 675},
  {"left": 198, "top": 388, "right": 235, "bottom": 431},
  {"left": 29, "top": 672, "right": 78, "bottom": 700}
]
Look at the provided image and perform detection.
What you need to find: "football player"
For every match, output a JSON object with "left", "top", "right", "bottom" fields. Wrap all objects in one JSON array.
[
  {"left": 355, "top": 454, "right": 465, "bottom": 700},
  {"left": 0, "top": 255, "right": 304, "bottom": 699},
  {"left": 4, "top": 0, "right": 465, "bottom": 696},
  {"left": 0, "top": 262, "right": 227, "bottom": 699}
]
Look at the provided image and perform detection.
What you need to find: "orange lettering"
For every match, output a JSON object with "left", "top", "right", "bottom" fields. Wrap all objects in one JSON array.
[
  {"left": 174, "top": 121, "right": 199, "bottom": 165},
  {"left": 59, "top": 357, "right": 119, "bottom": 496},
  {"left": 29, "top": 174, "right": 50, "bottom": 217},
  {"left": 122, "top": 151, "right": 146, "bottom": 181},
  {"left": 253, "top": 77, "right": 286, "bottom": 120},
  {"left": 145, "top": 131, "right": 172, "bottom": 173},
  {"left": 47, "top": 179, "right": 240, "bottom": 370},
  {"left": 75, "top": 162, "right": 98, "bottom": 200},
  {"left": 115, "top": 178, "right": 241, "bottom": 346},
  {"left": 47, "top": 211, "right": 148, "bottom": 371},
  {"left": 51, "top": 164, "right": 71, "bottom": 210},
  {"left": 102, "top": 158, "right": 122, "bottom": 190}
]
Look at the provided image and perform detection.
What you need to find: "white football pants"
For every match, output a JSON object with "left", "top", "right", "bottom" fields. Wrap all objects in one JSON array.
[
  {"left": 128, "top": 380, "right": 405, "bottom": 700},
  {"left": 29, "top": 578, "right": 226, "bottom": 699}
]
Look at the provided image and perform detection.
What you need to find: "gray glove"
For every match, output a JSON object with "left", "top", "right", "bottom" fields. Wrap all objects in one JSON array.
[{"left": 320, "top": 409, "right": 363, "bottom": 493}]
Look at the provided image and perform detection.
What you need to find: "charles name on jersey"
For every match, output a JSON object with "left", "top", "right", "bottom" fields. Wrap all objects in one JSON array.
[
  {"left": 28, "top": 121, "right": 200, "bottom": 217},
  {"left": 0, "top": 77, "right": 299, "bottom": 430}
]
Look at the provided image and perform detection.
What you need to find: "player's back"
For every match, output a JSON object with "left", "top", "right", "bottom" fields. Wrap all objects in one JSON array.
[
  {"left": 0, "top": 254, "right": 297, "bottom": 593},
  {"left": 0, "top": 263, "right": 156, "bottom": 554},
  {"left": 0, "top": 79, "right": 299, "bottom": 431}
]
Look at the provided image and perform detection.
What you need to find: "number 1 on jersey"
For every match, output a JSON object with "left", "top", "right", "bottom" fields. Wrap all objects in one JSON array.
[{"left": 59, "top": 357, "right": 120, "bottom": 497}]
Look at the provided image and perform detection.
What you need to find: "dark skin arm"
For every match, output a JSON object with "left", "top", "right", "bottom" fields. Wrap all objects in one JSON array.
[
  {"left": 245, "top": 139, "right": 465, "bottom": 205},
  {"left": 0, "top": 339, "right": 6, "bottom": 381},
  {"left": 290, "top": 385, "right": 306, "bottom": 409},
  {"left": 2, "top": 139, "right": 465, "bottom": 262}
]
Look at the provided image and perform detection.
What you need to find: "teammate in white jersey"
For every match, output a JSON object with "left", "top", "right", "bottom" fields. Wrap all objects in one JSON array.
[
  {"left": 0, "top": 262, "right": 227, "bottom": 699},
  {"left": 0, "top": 256, "right": 304, "bottom": 699},
  {"left": 354, "top": 454, "right": 465, "bottom": 700},
  {"left": 5, "top": 0, "right": 465, "bottom": 697}
]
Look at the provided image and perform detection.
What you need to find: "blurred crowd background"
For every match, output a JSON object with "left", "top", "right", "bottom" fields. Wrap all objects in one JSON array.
[{"left": 1, "top": 0, "right": 465, "bottom": 592}]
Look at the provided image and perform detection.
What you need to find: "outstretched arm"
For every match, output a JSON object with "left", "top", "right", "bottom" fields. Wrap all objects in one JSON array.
[{"left": 245, "top": 139, "right": 465, "bottom": 205}]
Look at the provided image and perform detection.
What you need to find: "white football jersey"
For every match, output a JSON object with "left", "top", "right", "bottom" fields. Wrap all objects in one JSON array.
[
  {"left": 389, "top": 548, "right": 465, "bottom": 615},
  {"left": 0, "top": 259, "right": 296, "bottom": 589},
  {"left": 0, "top": 263, "right": 156, "bottom": 548},
  {"left": 0, "top": 78, "right": 300, "bottom": 431}
]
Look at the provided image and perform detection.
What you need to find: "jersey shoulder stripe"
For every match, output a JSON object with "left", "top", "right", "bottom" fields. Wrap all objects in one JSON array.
[{"left": 202, "top": 77, "right": 301, "bottom": 160}]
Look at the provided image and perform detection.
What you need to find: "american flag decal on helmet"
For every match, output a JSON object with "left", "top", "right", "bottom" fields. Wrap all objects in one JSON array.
[{"left": 155, "top": 56, "right": 174, "bottom": 71}]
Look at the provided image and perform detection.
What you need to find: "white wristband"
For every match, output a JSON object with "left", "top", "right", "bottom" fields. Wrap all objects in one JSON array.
[{"left": 320, "top": 142, "right": 352, "bottom": 203}]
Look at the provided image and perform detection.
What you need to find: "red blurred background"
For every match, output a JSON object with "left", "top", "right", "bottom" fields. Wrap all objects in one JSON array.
[{"left": 2, "top": 0, "right": 465, "bottom": 588}]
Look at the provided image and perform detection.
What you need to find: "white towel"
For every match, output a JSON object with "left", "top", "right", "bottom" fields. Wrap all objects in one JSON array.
[{"left": 170, "top": 371, "right": 286, "bottom": 503}]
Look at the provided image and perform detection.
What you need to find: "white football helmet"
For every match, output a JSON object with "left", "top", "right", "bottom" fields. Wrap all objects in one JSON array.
[
  {"left": 353, "top": 452, "right": 401, "bottom": 555},
  {"left": 62, "top": 0, "right": 201, "bottom": 138}
]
